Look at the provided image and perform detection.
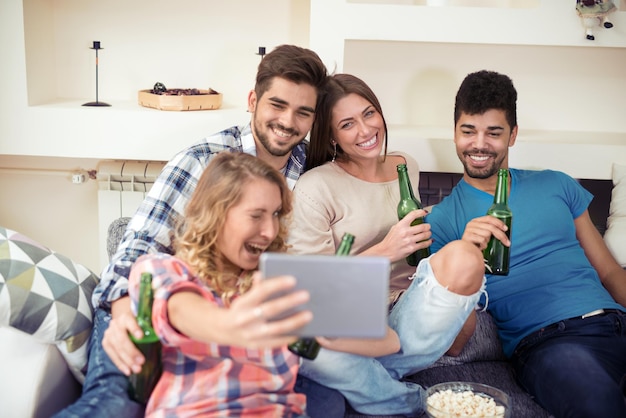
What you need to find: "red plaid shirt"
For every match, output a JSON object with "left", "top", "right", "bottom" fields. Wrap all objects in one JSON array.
[{"left": 129, "top": 254, "right": 306, "bottom": 417}]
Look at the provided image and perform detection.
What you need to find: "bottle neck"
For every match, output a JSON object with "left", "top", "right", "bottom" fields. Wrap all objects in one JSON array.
[
  {"left": 493, "top": 170, "right": 508, "bottom": 205},
  {"left": 397, "top": 166, "right": 412, "bottom": 201},
  {"left": 336, "top": 233, "right": 354, "bottom": 256},
  {"left": 136, "top": 275, "right": 154, "bottom": 326}
]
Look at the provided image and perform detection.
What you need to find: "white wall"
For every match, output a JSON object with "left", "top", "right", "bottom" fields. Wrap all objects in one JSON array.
[
  {"left": 308, "top": 0, "right": 626, "bottom": 179},
  {"left": 0, "top": 155, "right": 101, "bottom": 271},
  {"left": 0, "top": 0, "right": 310, "bottom": 273},
  {"left": 0, "top": 0, "right": 625, "bottom": 273},
  {"left": 343, "top": 41, "right": 626, "bottom": 133}
]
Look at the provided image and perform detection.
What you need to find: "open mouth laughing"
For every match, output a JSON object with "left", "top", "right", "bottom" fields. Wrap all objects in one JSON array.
[{"left": 245, "top": 242, "right": 267, "bottom": 256}]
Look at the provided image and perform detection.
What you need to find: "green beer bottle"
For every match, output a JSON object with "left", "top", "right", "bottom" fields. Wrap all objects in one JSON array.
[
  {"left": 335, "top": 232, "right": 355, "bottom": 256},
  {"left": 128, "top": 272, "right": 163, "bottom": 404},
  {"left": 287, "top": 233, "right": 355, "bottom": 360},
  {"left": 483, "top": 169, "right": 512, "bottom": 275},
  {"left": 396, "top": 164, "right": 430, "bottom": 266}
]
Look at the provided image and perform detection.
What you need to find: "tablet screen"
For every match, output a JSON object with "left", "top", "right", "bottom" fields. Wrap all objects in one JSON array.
[{"left": 259, "top": 253, "right": 390, "bottom": 338}]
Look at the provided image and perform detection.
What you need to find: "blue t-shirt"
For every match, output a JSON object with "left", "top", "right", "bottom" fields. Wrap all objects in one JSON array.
[{"left": 426, "top": 169, "right": 623, "bottom": 357}]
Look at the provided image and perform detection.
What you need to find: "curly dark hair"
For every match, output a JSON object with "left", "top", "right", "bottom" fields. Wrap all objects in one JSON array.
[{"left": 454, "top": 70, "right": 517, "bottom": 130}]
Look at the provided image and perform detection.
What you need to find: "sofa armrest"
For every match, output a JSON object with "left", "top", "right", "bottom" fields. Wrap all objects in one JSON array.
[{"left": 0, "top": 327, "right": 81, "bottom": 418}]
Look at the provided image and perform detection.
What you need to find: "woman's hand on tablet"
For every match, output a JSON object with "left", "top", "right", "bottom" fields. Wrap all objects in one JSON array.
[{"left": 168, "top": 273, "right": 312, "bottom": 349}]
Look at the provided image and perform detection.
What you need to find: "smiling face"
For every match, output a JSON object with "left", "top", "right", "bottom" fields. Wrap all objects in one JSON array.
[
  {"left": 454, "top": 108, "right": 517, "bottom": 184},
  {"left": 331, "top": 93, "right": 385, "bottom": 163},
  {"left": 248, "top": 76, "right": 317, "bottom": 162},
  {"left": 217, "top": 177, "right": 283, "bottom": 272}
]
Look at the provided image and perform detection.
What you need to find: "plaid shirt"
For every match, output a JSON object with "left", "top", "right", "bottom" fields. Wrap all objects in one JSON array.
[
  {"left": 94, "top": 123, "right": 307, "bottom": 309},
  {"left": 129, "top": 254, "right": 306, "bottom": 417}
]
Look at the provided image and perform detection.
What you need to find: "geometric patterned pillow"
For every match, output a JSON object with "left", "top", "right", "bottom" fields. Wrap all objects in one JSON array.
[{"left": 0, "top": 226, "right": 99, "bottom": 383}]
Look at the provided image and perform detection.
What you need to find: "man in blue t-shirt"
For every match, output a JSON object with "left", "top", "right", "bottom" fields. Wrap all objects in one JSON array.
[{"left": 426, "top": 70, "right": 626, "bottom": 418}]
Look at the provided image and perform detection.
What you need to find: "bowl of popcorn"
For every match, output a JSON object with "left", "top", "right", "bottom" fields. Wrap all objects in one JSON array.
[{"left": 425, "top": 381, "right": 510, "bottom": 418}]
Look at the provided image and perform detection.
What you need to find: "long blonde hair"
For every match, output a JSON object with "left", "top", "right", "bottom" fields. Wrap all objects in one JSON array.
[{"left": 174, "top": 152, "right": 292, "bottom": 304}]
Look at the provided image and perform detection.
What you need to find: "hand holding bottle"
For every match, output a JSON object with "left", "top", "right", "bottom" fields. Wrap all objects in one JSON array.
[
  {"left": 462, "top": 216, "right": 510, "bottom": 252},
  {"left": 483, "top": 168, "right": 512, "bottom": 275},
  {"left": 364, "top": 210, "right": 432, "bottom": 263},
  {"left": 103, "top": 296, "right": 147, "bottom": 376},
  {"left": 396, "top": 163, "right": 431, "bottom": 266},
  {"left": 128, "top": 272, "right": 162, "bottom": 404}
]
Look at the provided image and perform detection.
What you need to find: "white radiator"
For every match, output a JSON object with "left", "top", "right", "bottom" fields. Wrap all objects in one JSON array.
[{"left": 97, "top": 160, "right": 166, "bottom": 269}]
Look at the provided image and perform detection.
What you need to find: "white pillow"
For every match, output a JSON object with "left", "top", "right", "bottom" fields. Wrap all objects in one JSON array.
[{"left": 604, "top": 163, "right": 626, "bottom": 267}]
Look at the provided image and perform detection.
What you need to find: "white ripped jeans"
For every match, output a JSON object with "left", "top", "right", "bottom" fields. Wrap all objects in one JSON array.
[{"left": 298, "top": 257, "right": 486, "bottom": 417}]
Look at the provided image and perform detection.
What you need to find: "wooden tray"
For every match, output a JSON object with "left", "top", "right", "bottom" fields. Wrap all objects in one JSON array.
[{"left": 138, "top": 89, "right": 222, "bottom": 111}]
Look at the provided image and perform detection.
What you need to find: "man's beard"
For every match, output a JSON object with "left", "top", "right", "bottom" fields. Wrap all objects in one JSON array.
[
  {"left": 253, "top": 117, "right": 301, "bottom": 157},
  {"left": 462, "top": 151, "right": 502, "bottom": 180}
]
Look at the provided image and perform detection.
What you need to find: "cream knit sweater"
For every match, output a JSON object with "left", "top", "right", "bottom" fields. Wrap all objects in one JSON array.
[{"left": 288, "top": 151, "right": 422, "bottom": 301}]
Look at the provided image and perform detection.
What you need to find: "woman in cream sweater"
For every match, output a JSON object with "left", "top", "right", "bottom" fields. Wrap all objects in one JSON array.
[{"left": 287, "top": 73, "right": 486, "bottom": 417}]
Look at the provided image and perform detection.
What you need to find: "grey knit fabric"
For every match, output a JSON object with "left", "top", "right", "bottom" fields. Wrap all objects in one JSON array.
[
  {"left": 106, "top": 217, "right": 131, "bottom": 260},
  {"left": 344, "top": 311, "right": 551, "bottom": 418}
]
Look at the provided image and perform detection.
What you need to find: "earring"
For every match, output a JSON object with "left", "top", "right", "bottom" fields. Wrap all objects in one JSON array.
[{"left": 331, "top": 141, "right": 337, "bottom": 162}]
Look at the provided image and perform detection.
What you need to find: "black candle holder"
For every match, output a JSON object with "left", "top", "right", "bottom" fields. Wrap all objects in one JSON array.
[
  {"left": 257, "top": 46, "right": 266, "bottom": 60},
  {"left": 83, "top": 41, "right": 111, "bottom": 107}
]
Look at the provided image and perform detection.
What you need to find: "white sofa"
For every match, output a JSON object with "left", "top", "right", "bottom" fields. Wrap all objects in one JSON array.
[{"left": 0, "top": 327, "right": 81, "bottom": 417}]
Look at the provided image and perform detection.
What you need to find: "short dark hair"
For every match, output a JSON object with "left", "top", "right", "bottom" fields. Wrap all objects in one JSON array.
[
  {"left": 306, "top": 73, "right": 388, "bottom": 171},
  {"left": 454, "top": 70, "right": 517, "bottom": 129},
  {"left": 255, "top": 44, "right": 328, "bottom": 101}
]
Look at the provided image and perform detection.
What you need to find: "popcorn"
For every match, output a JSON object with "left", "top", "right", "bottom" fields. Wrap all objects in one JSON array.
[{"left": 427, "top": 388, "right": 506, "bottom": 417}]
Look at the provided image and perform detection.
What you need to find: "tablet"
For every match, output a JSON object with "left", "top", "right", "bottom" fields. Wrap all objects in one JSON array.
[{"left": 259, "top": 253, "right": 390, "bottom": 338}]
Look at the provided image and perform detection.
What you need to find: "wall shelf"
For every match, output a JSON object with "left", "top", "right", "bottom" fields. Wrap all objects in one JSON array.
[
  {"left": 311, "top": 0, "right": 626, "bottom": 72},
  {"left": 1, "top": 0, "right": 625, "bottom": 176},
  {"left": 7, "top": 101, "right": 248, "bottom": 161},
  {"left": 309, "top": 0, "right": 626, "bottom": 180},
  {"left": 2, "top": 0, "right": 311, "bottom": 161}
]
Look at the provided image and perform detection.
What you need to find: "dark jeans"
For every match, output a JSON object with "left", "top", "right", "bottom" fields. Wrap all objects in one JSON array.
[
  {"left": 52, "top": 308, "right": 144, "bottom": 418},
  {"left": 295, "top": 373, "right": 346, "bottom": 418},
  {"left": 511, "top": 309, "right": 626, "bottom": 418},
  {"left": 54, "top": 309, "right": 345, "bottom": 418}
]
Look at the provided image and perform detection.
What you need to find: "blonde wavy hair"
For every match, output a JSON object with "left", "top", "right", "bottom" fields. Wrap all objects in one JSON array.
[{"left": 174, "top": 152, "right": 292, "bottom": 304}]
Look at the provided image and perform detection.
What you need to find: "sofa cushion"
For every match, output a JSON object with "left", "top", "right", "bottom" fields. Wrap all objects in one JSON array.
[
  {"left": 604, "top": 163, "right": 626, "bottom": 267},
  {"left": 0, "top": 226, "right": 99, "bottom": 382}
]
